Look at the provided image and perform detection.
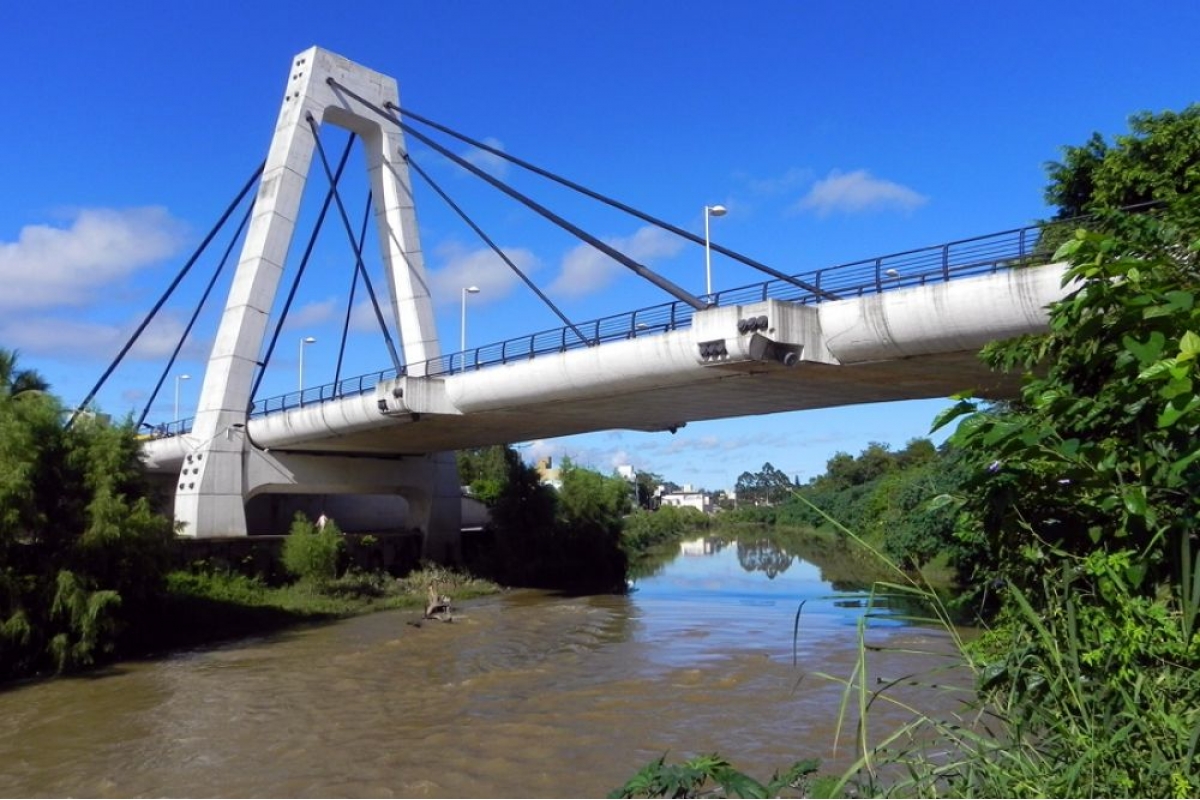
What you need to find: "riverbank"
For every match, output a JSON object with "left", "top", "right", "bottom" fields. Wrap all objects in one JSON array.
[
  {"left": 0, "top": 531, "right": 961, "bottom": 797},
  {"left": 117, "top": 564, "right": 503, "bottom": 662}
]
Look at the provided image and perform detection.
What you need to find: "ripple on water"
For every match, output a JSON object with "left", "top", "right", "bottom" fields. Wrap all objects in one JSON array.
[{"left": 0, "top": 550, "right": 971, "bottom": 798}]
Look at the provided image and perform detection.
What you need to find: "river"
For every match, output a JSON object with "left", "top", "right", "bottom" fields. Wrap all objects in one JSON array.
[{"left": 0, "top": 534, "right": 965, "bottom": 797}]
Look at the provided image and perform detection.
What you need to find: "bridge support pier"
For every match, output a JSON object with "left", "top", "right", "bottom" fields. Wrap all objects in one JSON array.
[
  {"left": 172, "top": 46, "right": 453, "bottom": 551},
  {"left": 172, "top": 446, "right": 463, "bottom": 560}
]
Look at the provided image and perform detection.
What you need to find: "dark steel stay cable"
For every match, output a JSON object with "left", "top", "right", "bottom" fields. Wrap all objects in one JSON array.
[
  {"left": 251, "top": 131, "right": 357, "bottom": 404},
  {"left": 69, "top": 161, "right": 266, "bottom": 429},
  {"left": 334, "top": 190, "right": 373, "bottom": 392},
  {"left": 405, "top": 152, "right": 592, "bottom": 347},
  {"left": 305, "top": 112, "right": 403, "bottom": 371},
  {"left": 136, "top": 200, "right": 255, "bottom": 430},
  {"left": 325, "top": 78, "right": 708, "bottom": 311},
  {"left": 393, "top": 104, "right": 839, "bottom": 301}
]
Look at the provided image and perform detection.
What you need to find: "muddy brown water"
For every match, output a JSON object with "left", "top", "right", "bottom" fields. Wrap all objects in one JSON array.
[{"left": 0, "top": 537, "right": 968, "bottom": 797}]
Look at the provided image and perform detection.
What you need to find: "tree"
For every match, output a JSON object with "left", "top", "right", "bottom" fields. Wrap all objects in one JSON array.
[
  {"left": 1045, "top": 105, "right": 1200, "bottom": 219},
  {"left": 735, "top": 462, "right": 794, "bottom": 505},
  {"left": 0, "top": 349, "right": 49, "bottom": 398},
  {"left": 632, "top": 470, "right": 662, "bottom": 509},
  {"left": 457, "top": 445, "right": 511, "bottom": 505},
  {"left": 0, "top": 349, "right": 175, "bottom": 680},
  {"left": 557, "top": 458, "right": 631, "bottom": 533},
  {"left": 940, "top": 107, "right": 1200, "bottom": 606},
  {"left": 465, "top": 449, "right": 627, "bottom": 592}
]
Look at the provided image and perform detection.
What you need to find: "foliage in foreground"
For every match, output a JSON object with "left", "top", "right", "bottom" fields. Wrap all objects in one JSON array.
[
  {"left": 616, "top": 106, "right": 1200, "bottom": 798},
  {"left": 610, "top": 754, "right": 823, "bottom": 799},
  {"left": 0, "top": 352, "right": 176, "bottom": 680}
]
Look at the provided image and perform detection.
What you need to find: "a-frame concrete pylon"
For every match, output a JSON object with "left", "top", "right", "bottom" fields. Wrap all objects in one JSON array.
[{"left": 174, "top": 46, "right": 454, "bottom": 543}]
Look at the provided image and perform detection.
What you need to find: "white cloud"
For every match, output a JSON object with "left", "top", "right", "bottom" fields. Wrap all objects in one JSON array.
[
  {"left": 0, "top": 207, "right": 187, "bottom": 311},
  {"left": 794, "top": 169, "right": 928, "bottom": 217},
  {"left": 0, "top": 311, "right": 205, "bottom": 362},
  {"left": 548, "top": 225, "right": 685, "bottom": 298},
  {"left": 285, "top": 297, "right": 340, "bottom": 330},
  {"left": 740, "top": 166, "right": 812, "bottom": 196},
  {"left": 349, "top": 298, "right": 383, "bottom": 332},
  {"left": 460, "top": 137, "right": 509, "bottom": 179},
  {"left": 428, "top": 240, "right": 540, "bottom": 306}
]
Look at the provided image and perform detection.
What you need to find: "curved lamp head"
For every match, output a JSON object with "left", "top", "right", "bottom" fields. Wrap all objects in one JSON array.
[
  {"left": 707, "top": 204, "right": 728, "bottom": 217},
  {"left": 302, "top": 336, "right": 316, "bottom": 344},
  {"left": 465, "top": 285, "right": 481, "bottom": 295}
]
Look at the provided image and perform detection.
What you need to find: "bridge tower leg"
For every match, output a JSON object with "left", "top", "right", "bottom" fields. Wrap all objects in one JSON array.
[{"left": 174, "top": 47, "right": 461, "bottom": 553}]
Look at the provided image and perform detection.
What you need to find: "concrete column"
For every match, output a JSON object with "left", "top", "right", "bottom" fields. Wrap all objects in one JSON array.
[{"left": 175, "top": 47, "right": 451, "bottom": 540}]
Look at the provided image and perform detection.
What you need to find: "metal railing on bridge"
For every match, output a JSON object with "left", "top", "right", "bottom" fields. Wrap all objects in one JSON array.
[
  {"left": 219, "top": 218, "right": 1052, "bottom": 427},
  {"left": 426, "top": 219, "right": 1050, "bottom": 378}
]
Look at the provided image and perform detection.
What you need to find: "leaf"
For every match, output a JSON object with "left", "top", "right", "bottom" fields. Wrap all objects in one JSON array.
[
  {"left": 930, "top": 398, "right": 977, "bottom": 433},
  {"left": 715, "top": 769, "right": 768, "bottom": 798},
  {"left": 1124, "top": 331, "right": 1166, "bottom": 365},
  {"left": 1121, "top": 484, "right": 1148, "bottom": 517},
  {"left": 926, "top": 493, "right": 961, "bottom": 511},
  {"left": 1181, "top": 330, "right": 1200, "bottom": 357},
  {"left": 980, "top": 661, "right": 1008, "bottom": 689},
  {"left": 1157, "top": 394, "right": 1200, "bottom": 428}
]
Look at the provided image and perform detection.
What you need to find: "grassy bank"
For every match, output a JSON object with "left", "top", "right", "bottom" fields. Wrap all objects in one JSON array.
[{"left": 120, "top": 565, "right": 503, "bottom": 658}]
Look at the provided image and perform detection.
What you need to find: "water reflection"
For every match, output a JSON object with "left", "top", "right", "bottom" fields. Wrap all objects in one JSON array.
[
  {"left": 736, "top": 538, "right": 794, "bottom": 579},
  {"left": 678, "top": 536, "right": 725, "bottom": 557},
  {"left": 0, "top": 531, "right": 965, "bottom": 798}
]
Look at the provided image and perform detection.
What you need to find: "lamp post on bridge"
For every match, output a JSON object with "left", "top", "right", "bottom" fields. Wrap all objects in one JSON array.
[
  {"left": 704, "top": 204, "right": 727, "bottom": 298},
  {"left": 461, "top": 285, "right": 481, "bottom": 355},
  {"left": 174, "top": 373, "right": 190, "bottom": 422},
  {"left": 298, "top": 336, "right": 316, "bottom": 393}
]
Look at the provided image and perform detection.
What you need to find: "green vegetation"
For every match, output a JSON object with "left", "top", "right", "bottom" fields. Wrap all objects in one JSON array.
[
  {"left": 0, "top": 350, "right": 176, "bottom": 680},
  {"left": 616, "top": 105, "right": 1200, "bottom": 797},
  {"left": 281, "top": 512, "right": 345, "bottom": 585},
  {"left": 145, "top": 563, "right": 500, "bottom": 654},
  {"left": 0, "top": 354, "right": 502, "bottom": 683},
  {"left": 734, "top": 461, "right": 795, "bottom": 506},
  {"left": 721, "top": 441, "right": 969, "bottom": 588},
  {"left": 623, "top": 504, "right": 710, "bottom": 553},
  {"left": 611, "top": 754, "right": 823, "bottom": 799},
  {"left": 460, "top": 446, "right": 630, "bottom": 592}
]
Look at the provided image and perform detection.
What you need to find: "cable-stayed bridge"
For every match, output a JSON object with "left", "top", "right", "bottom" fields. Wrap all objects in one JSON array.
[{"left": 86, "top": 48, "right": 1070, "bottom": 558}]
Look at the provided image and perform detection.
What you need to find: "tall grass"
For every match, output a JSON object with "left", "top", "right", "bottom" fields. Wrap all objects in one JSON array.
[
  {"left": 612, "top": 498, "right": 1200, "bottom": 797},
  {"left": 802, "top": 494, "right": 1200, "bottom": 798}
]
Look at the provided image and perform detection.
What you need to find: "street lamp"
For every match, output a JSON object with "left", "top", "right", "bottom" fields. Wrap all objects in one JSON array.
[
  {"left": 461, "top": 285, "right": 481, "bottom": 353},
  {"left": 704, "top": 204, "right": 727, "bottom": 297},
  {"left": 174, "top": 374, "right": 190, "bottom": 421},
  {"left": 299, "top": 336, "right": 316, "bottom": 392}
]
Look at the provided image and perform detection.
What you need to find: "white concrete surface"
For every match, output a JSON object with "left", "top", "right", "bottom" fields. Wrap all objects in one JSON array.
[{"left": 173, "top": 47, "right": 458, "bottom": 550}]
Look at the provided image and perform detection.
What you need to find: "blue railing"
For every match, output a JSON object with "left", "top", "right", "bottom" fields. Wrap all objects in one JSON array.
[{"left": 217, "top": 218, "right": 1055, "bottom": 425}]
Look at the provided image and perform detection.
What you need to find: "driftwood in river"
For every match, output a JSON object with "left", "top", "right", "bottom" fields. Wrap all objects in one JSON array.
[{"left": 424, "top": 582, "right": 453, "bottom": 622}]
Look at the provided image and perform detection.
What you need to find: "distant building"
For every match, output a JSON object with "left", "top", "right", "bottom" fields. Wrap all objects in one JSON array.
[
  {"left": 659, "top": 485, "right": 712, "bottom": 514},
  {"left": 535, "top": 457, "right": 562, "bottom": 490},
  {"left": 616, "top": 464, "right": 636, "bottom": 481}
]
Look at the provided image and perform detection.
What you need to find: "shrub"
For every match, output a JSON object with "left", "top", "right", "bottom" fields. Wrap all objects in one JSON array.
[{"left": 281, "top": 513, "right": 344, "bottom": 585}]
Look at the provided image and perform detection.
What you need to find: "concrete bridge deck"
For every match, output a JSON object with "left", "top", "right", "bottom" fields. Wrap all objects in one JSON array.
[{"left": 144, "top": 263, "right": 1066, "bottom": 472}]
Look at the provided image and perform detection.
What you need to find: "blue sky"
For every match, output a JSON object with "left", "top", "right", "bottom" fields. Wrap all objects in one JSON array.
[{"left": 2, "top": 2, "right": 1197, "bottom": 491}]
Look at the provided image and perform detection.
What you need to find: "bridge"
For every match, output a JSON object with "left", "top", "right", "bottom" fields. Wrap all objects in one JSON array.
[{"left": 96, "top": 47, "right": 1070, "bottom": 559}]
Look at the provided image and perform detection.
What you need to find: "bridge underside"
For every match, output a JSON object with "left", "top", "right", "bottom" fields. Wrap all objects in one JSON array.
[
  {"left": 249, "top": 349, "right": 1010, "bottom": 457},
  {"left": 147, "top": 264, "right": 1064, "bottom": 472}
]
